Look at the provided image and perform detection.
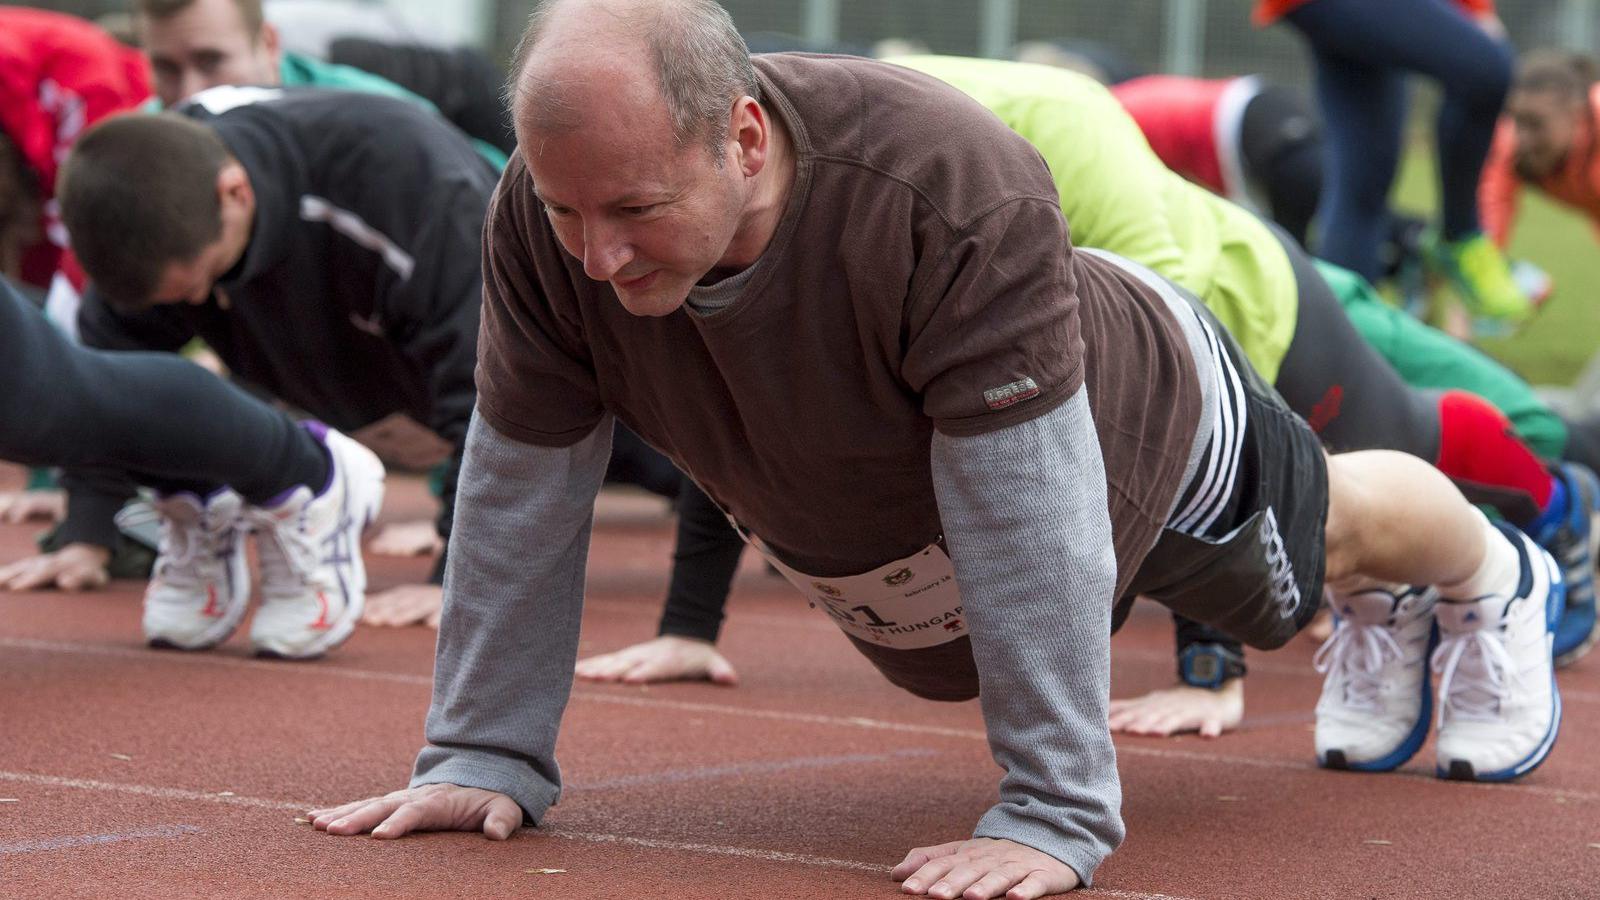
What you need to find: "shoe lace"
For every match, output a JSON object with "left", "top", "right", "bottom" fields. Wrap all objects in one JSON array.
[
  {"left": 154, "top": 512, "right": 231, "bottom": 587},
  {"left": 1313, "top": 620, "right": 1403, "bottom": 710},
  {"left": 1431, "top": 628, "right": 1517, "bottom": 724},
  {"left": 257, "top": 511, "right": 320, "bottom": 590}
]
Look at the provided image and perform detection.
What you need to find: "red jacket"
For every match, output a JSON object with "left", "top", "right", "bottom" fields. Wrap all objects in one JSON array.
[
  {"left": 0, "top": 7, "right": 150, "bottom": 287},
  {"left": 1253, "top": 0, "right": 1494, "bottom": 27}
]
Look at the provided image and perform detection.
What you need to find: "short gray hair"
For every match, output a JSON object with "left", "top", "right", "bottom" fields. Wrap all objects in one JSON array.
[{"left": 508, "top": 0, "right": 761, "bottom": 160}]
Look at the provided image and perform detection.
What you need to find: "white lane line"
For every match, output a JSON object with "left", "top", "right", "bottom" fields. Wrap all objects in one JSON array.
[
  {"left": 0, "top": 824, "right": 201, "bottom": 854},
  {"left": 542, "top": 826, "right": 885, "bottom": 873},
  {"left": 0, "top": 637, "right": 432, "bottom": 686},
  {"left": 0, "top": 771, "right": 312, "bottom": 810},
  {"left": 570, "top": 749, "right": 938, "bottom": 791},
  {"left": 0, "top": 770, "right": 1186, "bottom": 898},
  {"left": 6, "top": 637, "right": 1595, "bottom": 801},
  {"left": 1115, "top": 746, "right": 1600, "bottom": 802},
  {"left": 9, "top": 636, "right": 1598, "bottom": 708}
]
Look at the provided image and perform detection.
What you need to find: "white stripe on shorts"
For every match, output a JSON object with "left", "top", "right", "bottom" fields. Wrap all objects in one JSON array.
[{"left": 1170, "top": 304, "right": 1249, "bottom": 538}]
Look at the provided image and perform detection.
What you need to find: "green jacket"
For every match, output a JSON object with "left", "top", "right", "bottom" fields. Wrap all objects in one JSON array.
[{"left": 888, "top": 56, "right": 1297, "bottom": 383}]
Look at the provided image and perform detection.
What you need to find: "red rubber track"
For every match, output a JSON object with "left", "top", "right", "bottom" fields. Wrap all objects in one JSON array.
[{"left": 1, "top": 465, "right": 1597, "bottom": 898}]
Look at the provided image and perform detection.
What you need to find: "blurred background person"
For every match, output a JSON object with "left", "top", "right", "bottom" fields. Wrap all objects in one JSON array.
[{"left": 1257, "top": 0, "right": 1530, "bottom": 324}]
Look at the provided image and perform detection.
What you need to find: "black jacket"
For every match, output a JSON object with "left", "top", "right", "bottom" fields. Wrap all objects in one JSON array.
[{"left": 65, "top": 88, "right": 497, "bottom": 579}]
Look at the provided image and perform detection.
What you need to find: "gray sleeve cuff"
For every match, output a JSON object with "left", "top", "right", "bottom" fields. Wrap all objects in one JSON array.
[{"left": 410, "top": 748, "right": 560, "bottom": 825}]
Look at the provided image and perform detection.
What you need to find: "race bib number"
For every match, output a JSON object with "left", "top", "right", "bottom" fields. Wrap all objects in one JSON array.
[{"left": 759, "top": 543, "right": 967, "bottom": 650}]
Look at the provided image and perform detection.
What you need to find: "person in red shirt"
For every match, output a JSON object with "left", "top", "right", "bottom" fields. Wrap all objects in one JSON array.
[
  {"left": 1112, "top": 74, "right": 1323, "bottom": 247},
  {"left": 0, "top": 7, "right": 150, "bottom": 294},
  {"left": 1480, "top": 49, "right": 1600, "bottom": 248},
  {"left": 1255, "top": 0, "right": 1529, "bottom": 322}
]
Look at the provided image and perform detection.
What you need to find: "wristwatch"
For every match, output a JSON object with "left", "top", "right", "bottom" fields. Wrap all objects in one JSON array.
[{"left": 1178, "top": 642, "right": 1247, "bottom": 690}]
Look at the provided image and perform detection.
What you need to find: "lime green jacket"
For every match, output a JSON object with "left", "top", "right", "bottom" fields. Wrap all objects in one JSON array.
[{"left": 888, "top": 56, "right": 1297, "bottom": 383}]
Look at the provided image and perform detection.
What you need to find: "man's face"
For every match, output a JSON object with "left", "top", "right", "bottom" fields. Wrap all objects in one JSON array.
[
  {"left": 141, "top": 0, "right": 280, "bottom": 108},
  {"left": 523, "top": 103, "right": 746, "bottom": 317},
  {"left": 147, "top": 171, "right": 253, "bottom": 306},
  {"left": 1509, "top": 89, "right": 1586, "bottom": 181}
]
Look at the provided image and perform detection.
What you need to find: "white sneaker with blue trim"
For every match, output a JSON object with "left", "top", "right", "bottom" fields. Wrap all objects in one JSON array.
[
  {"left": 1314, "top": 584, "right": 1438, "bottom": 771},
  {"left": 1433, "top": 523, "right": 1562, "bottom": 781}
]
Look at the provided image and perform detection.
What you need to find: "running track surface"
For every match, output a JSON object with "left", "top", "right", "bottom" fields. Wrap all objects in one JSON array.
[{"left": 1, "top": 466, "right": 1597, "bottom": 899}]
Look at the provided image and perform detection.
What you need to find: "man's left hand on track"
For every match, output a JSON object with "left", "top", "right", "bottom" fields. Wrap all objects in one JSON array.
[
  {"left": 894, "top": 837, "right": 1081, "bottom": 899},
  {"left": 1108, "top": 679, "right": 1244, "bottom": 738}
]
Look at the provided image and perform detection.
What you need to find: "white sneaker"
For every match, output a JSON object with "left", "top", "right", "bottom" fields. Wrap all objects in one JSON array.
[
  {"left": 1433, "top": 524, "right": 1563, "bottom": 781},
  {"left": 1314, "top": 585, "right": 1438, "bottom": 771},
  {"left": 247, "top": 425, "right": 385, "bottom": 659},
  {"left": 143, "top": 489, "right": 250, "bottom": 650}
]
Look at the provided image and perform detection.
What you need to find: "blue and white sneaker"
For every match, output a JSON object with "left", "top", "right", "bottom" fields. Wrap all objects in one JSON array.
[
  {"left": 1433, "top": 523, "right": 1563, "bottom": 781},
  {"left": 1539, "top": 462, "right": 1599, "bottom": 667},
  {"left": 143, "top": 489, "right": 250, "bottom": 650},
  {"left": 1314, "top": 585, "right": 1438, "bottom": 771},
  {"left": 247, "top": 425, "right": 385, "bottom": 659}
]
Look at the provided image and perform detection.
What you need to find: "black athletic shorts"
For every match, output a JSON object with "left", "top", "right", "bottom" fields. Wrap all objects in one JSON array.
[{"left": 1114, "top": 295, "right": 1329, "bottom": 651}]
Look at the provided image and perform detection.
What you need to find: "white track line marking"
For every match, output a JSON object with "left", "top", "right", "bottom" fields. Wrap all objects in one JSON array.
[
  {"left": 0, "top": 771, "right": 312, "bottom": 810},
  {"left": 0, "top": 770, "right": 1184, "bottom": 899},
  {"left": 6, "top": 637, "right": 1595, "bottom": 802},
  {"left": 0, "top": 824, "right": 201, "bottom": 854},
  {"left": 570, "top": 749, "right": 937, "bottom": 791}
]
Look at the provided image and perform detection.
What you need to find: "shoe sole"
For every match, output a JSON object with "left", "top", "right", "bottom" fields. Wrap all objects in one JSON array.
[
  {"left": 250, "top": 434, "right": 386, "bottom": 660},
  {"left": 1437, "top": 542, "right": 1564, "bottom": 781}
]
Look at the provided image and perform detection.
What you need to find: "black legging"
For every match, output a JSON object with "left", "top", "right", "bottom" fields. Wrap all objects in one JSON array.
[
  {"left": 1269, "top": 225, "right": 1442, "bottom": 457},
  {"left": 0, "top": 278, "right": 327, "bottom": 505}
]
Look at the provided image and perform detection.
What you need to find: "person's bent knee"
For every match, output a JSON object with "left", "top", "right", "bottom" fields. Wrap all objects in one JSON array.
[{"left": 1322, "top": 453, "right": 1370, "bottom": 584}]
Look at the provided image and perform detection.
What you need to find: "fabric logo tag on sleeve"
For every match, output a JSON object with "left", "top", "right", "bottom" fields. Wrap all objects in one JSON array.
[{"left": 983, "top": 377, "right": 1040, "bottom": 411}]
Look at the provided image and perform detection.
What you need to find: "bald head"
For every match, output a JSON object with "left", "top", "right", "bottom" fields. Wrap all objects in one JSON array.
[{"left": 509, "top": 0, "right": 759, "bottom": 160}]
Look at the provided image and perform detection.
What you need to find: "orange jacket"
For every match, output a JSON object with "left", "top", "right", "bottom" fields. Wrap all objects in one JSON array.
[
  {"left": 1254, "top": 0, "right": 1494, "bottom": 27},
  {"left": 1480, "top": 84, "right": 1600, "bottom": 247}
]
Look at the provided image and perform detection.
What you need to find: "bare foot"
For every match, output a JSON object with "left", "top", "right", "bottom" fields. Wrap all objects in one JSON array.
[
  {"left": 1108, "top": 679, "right": 1243, "bottom": 738},
  {"left": 575, "top": 635, "right": 739, "bottom": 686}
]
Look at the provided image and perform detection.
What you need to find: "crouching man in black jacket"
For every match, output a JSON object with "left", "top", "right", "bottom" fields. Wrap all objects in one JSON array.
[{"left": 38, "top": 86, "right": 489, "bottom": 656}]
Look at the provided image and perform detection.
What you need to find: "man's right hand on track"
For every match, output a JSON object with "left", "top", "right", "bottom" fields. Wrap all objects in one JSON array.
[
  {"left": 0, "top": 489, "right": 67, "bottom": 523},
  {"left": 0, "top": 543, "right": 111, "bottom": 591},
  {"left": 307, "top": 783, "right": 523, "bottom": 840}
]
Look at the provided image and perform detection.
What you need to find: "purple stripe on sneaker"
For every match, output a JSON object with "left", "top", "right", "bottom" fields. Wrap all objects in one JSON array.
[{"left": 300, "top": 421, "right": 336, "bottom": 498}]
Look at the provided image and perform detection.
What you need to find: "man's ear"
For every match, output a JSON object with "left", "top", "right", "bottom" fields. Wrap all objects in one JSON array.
[
  {"left": 731, "top": 97, "right": 769, "bottom": 178},
  {"left": 260, "top": 21, "right": 283, "bottom": 74},
  {"left": 217, "top": 161, "right": 254, "bottom": 213}
]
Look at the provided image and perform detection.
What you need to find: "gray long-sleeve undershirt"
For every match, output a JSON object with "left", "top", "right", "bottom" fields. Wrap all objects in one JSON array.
[
  {"left": 932, "top": 387, "right": 1121, "bottom": 884},
  {"left": 413, "top": 392, "right": 1123, "bottom": 882},
  {"left": 410, "top": 410, "right": 613, "bottom": 818}
]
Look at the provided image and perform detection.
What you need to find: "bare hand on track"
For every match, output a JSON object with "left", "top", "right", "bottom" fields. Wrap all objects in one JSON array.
[
  {"left": 574, "top": 635, "right": 740, "bottom": 685},
  {"left": 361, "top": 583, "right": 444, "bottom": 627},
  {"left": 0, "top": 490, "right": 66, "bottom": 523},
  {"left": 0, "top": 543, "right": 111, "bottom": 591},
  {"left": 367, "top": 520, "right": 443, "bottom": 557},
  {"left": 306, "top": 783, "right": 522, "bottom": 840},
  {"left": 1107, "top": 678, "right": 1243, "bottom": 738},
  {"left": 893, "top": 837, "right": 1080, "bottom": 899}
]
